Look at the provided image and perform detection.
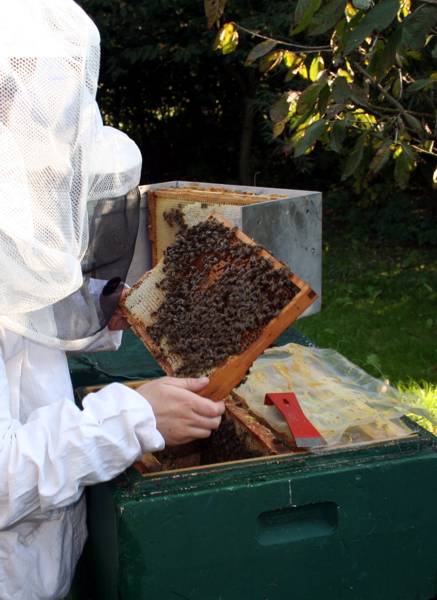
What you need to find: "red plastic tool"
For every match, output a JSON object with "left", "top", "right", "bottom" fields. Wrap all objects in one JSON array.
[{"left": 264, "top": 392, "right": 326, "bottom": 449}]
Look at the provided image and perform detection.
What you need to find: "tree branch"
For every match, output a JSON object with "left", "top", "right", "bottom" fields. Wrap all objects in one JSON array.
[
  {"left": 352, "top": 61, "right": 432, "bottom": 135},
  {"left": 353, "top": 62, "right": 408, "bottom": 113},
  {"left": 235, "top": 23, "right": 332, "bottom": 53},
  {"left": 355, "top": 98, "right": 432, "bottom": 119},
  {"left": 411, "top": 144, "right": 437, "bottom": 157}
]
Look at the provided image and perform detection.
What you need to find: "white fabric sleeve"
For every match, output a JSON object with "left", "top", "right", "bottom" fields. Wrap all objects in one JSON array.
[
  {"left": 72, "top": 327, "right": 124, "bottom": 353},
  {"left": 0, "top": 380, "right": 164, "bottom": 529},
  {"left": 70, "top": 278, "right": 126, "bottom": 353}
]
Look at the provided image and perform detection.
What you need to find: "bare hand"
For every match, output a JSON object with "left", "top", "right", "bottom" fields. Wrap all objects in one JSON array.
[
  {"left": 136, "top": 377, "right": 225, "bottom": 446},
  {"left": 107, "top": 289, "right": 130, "bottom": 331},
  {"left": 107, "top": 308, "right": 130, "bottom": 331}
]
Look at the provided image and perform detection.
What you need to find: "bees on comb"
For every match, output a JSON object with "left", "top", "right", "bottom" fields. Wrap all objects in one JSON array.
[{"left": 147, "top": 214, "right": 300, "bottom": 377}]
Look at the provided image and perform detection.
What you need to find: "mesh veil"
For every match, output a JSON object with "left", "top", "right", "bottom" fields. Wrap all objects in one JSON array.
[{"left": 0, "top": 0, "right": 141, "bottom": 349}]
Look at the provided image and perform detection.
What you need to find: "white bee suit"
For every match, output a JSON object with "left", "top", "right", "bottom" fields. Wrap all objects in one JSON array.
[
  {"left": 0, "top": 1, "right": 165, "bottom": 598},
  {"left": 0, "top": 328, "right": 164, "bottom": 598}
]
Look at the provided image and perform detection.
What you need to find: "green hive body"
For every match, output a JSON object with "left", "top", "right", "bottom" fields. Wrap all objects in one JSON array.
[{"left": 69, "top": 331, "right": 437, "bottom": 600}]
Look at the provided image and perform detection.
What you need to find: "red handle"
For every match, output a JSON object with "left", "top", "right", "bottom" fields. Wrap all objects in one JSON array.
[{"left": 264, "top": 392, "right": 326, "bottom": 448}]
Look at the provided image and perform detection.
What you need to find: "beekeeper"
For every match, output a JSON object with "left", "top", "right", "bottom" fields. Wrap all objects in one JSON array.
[{"left": 0, "top": 1, "right": 224, "bottom": 598}]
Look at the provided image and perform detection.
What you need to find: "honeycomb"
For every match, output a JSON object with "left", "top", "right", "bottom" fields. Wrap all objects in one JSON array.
[
  {"left": 147, "top": 186, "right": 287, "bottom": 265},
  {"left": 121, "top": 211, "right": 317, "bottom": 399}
]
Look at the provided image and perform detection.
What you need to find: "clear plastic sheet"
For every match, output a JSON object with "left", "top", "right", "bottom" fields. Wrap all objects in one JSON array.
[{"left": 236, "top": 343, "right": 433, "bottom": 446}]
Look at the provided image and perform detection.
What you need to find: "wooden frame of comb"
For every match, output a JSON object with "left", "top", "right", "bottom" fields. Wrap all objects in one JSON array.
[
  {"left": 147, "top": 187, "right": 285, "bottom": 266},
  {"left": 121, "top": 213, "right": 318, "bottom": 402}
]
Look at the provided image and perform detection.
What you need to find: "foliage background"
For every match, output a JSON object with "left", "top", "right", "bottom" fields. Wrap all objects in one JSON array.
[
  {"left": 78, "top": 1, "right": 436, "bottom": 419},
  {"left": 79, "top": 0, "right": 436, "bottom": 246}
]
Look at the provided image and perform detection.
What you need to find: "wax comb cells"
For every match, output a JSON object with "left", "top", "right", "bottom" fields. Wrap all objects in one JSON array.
[{"left": 121, "top": 211, "right": 317, "bottom": 399}]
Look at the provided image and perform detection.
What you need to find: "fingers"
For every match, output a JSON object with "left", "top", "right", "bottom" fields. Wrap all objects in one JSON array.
[
  {"left": 140, "top": 381, "right": 225, "bottom": 415},
  {"left": 107, "top": 313, "right": 130, "bottom": 331},
  {"left": 163, "top": 376, "right": 209, "bottom": 392},
  {"left": 166, "top": 386, "right": 224, "bottom": 418},
  {"left": 186, "top": 427, "right": 214, "bottom": 440},
  {"left": 192, "top": 398, "right": 225, "bottom": 418},
  {"left": 188, "top": 414, "right": 222, "bottom": 431},
  {"left": 136, "top": 377, "right": 226, "bottom": 446}
]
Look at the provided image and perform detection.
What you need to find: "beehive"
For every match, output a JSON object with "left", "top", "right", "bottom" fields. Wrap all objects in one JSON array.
[
  {"left": 121, "top": 212, "right": 317, "bottom": 401},
  {"left": 147, "top": 186, "right": 287, "bottom": 265}
]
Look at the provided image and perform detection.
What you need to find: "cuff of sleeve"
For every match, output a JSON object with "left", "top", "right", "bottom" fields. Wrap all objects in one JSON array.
[
  {"left": 82, "top": 328, "right": 124, "bottom": 353},
  {"left": 83, "top": 382, "right": 165, "bottom": 454}
]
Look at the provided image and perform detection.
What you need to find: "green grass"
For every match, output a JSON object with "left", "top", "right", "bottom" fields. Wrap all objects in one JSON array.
[
  {"left": 397, "top": 380, "right": 437, "bottom": 435},
  {"left": 296, "top": 235, "right": 437, "bottom": 433}
]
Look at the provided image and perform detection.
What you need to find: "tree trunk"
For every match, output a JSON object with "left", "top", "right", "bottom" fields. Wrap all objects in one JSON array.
[{"left": 239, "top": 96, "right": 255, "bottom": 186}]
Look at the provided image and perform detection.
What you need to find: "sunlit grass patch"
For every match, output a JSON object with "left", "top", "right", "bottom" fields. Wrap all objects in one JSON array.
[
  {"left": 397, "top": 380, "right": 437, "bottom": 436},
  {"left": 296, "top": 235, "right": 436, "bottom": 438}
]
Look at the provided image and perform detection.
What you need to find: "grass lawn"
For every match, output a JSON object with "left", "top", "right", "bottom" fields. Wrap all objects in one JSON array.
[{"left": 296, "top": 234, "right": 437, "bottom": 434}]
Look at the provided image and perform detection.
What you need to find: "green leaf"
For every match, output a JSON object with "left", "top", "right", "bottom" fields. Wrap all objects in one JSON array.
[
  {"left": 204, "top": 0, "right": 228, "bottom": 29},
  {"left": 318, "top": 84, "right": 331, "bottom": 113},
  {"left": 391, "top": 77, "right": 402, "bottom": 98},
  {"left": 273, "top": 120, "right": 287, "bottom": 139},
  {"left": 246, "top": 40, "right": 277, "bottom": 65},
  {"left": 403, "top": 113, "right": 424, "bottom": 135},
  {"left": 433, "top": 165, "right": 437, "bottom": 189},
  {"left": 284, "top": 55, "right": 305, "bottom": 80},
  {"left": 309, "top": 55, "right": 325, "bottom": 82},
  {"left": 342, "top": 134, "right": 366, "bottom": 180},
  {"left": 368, "top": 28, "right": 403, "bottom": 79},
  {"left": 259, "top": 50, "right": 284, "bottom": 73},
  {"left": 294, "top": 119, "right": 326, "bottom": 157},
  {"left": 408, "top": 79, "right": 436, "bottom": 92},
  {"left": 394, "top": 144, "right": 416, "bottom": 188},
  {"left": 270, "top": 95, "right": 290, "bottom": 123},
  {"left": 330, "top": 120, "right": 347, "bottom": 153},
  {"left": 308, "top": 0, "right": 347, "bottom": 36},
  {"left": 332, "top": 76, "right": 350, "bottom": 103},
  {"left": 369, "top": 141, "right": 391, "bottom": 174},
  {"left": 353, "top": 0, "right": 372, "bottom": 9},
  {"left": 213, "top": 22, "right": 239, "bottom": 55},
  {"left": 402, "top": 6, "right": 437, "bottom": 50},
  {"left": 292, "top": 0, "right": 322, "bottom": 35},
  {"left": 296, "top": 80, "right": 325, "bottom": 115},
  {"left": 343, "top": 0, "right": 400, "bottom": 54},
  {"left": 283, "top": 51, "right": 300, "bottom": 69}
]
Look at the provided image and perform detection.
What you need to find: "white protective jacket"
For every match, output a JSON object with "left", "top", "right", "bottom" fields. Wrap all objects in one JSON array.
[
  {"left": 0, "top": 3, "right": 163, "bottom": 596},
  {"left": 0, "top": 326, "right": 164, "bottom": 599}
]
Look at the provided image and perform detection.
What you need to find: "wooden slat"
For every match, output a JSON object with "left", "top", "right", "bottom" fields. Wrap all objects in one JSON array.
[
  {"left": 225, "top": 401, "right": 291, "bottom": 456},
  {"left": 151, "top": 186, "right": 285, "bottom": 206}
]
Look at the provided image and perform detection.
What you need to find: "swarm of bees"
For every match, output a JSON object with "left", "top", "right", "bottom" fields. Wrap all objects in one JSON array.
[
  {"left": 147, "top": 210, "right": 300, "bottom": 377},
  {"left": 162, "top": 206, "right": 188, "bottom": 231}
]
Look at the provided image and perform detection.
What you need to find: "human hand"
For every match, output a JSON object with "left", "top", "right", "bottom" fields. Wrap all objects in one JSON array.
[
  {"left": 107, "top": 289, "right": 130, "bottom": 331},
  {"left": 107, "top": 308, "right": 130, "bottom": 331},
  {"left": 136, "top": 377, "right": 225, "bottom": 446}
]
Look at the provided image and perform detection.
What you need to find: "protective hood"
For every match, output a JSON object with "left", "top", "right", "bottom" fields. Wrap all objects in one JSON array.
[{"left": 0, "top": 0, "right": 141, "bottom": 349}]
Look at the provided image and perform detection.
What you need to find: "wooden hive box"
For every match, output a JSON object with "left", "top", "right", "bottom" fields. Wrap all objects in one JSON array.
[{"left": 77, "top": 377, "right": 416, "bottom": 475}]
